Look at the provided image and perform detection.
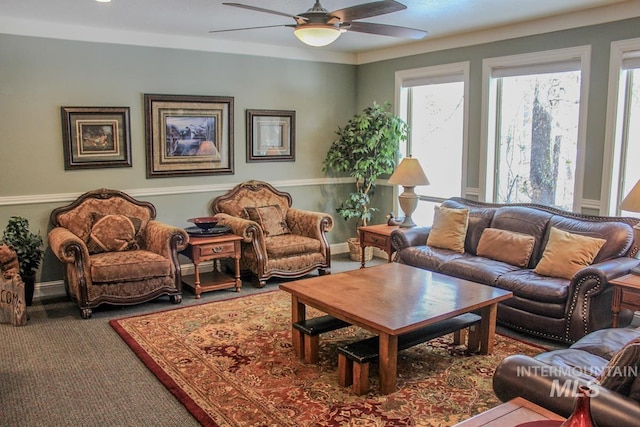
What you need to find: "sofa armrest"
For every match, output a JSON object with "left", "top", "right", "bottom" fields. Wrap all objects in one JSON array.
[
  {"left": 493, "top": 354, "right": 640, "bottom": 427},
  {"left": 390, "top": 226, "right": 431, "bottom": 250},
  {"left": 215, "top": 213, "right": 266, "bottom": 254},
  {"left": 47, "top": 227, "right": 92, "bottom": 301},
  {"left": 286, "top": 208, "right": 333, "bottom": 240},
  {"left": 144, "top": 221, "right": 189, "bottom": 256}
]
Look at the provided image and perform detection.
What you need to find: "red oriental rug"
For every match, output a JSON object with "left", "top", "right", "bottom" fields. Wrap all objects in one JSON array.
[{"left": 110, "top": 290, "right": 544, "bottom": 426}]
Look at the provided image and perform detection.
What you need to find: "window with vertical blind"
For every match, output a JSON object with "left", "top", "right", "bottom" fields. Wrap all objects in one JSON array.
[
  {"left": 605, "top": 39, "right": 640, "bottom": 217},
  {"left": 395, "top": 63, "right": 469, "bottom": 225}
]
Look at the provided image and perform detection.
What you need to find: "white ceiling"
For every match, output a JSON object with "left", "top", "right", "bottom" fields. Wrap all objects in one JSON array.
[{"left": 1, "top": 0, "right": 638, "bottom": 61}]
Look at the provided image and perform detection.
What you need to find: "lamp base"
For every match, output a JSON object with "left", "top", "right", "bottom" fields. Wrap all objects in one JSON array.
[{"left": 399, "top": 215, "right": 417, "bottom": 228}]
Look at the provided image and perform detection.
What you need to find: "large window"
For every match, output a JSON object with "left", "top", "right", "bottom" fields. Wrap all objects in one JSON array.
[
  {"left": 482, "top": 47, "right": 590, "bottom": 211},
  {"left": 395, "top": 63, "right": 469, "bottom": 224},
  {"left": 604, "top": 39, "right": 640, "bottom": 216}
]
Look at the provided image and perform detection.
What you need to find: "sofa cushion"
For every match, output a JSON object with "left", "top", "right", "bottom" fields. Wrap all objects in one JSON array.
[
  {"left": 570, "top": 328, "right": 640, "bottom": 360},
  {"left": 476, "top": 228, "right": 536, "bottom": 267},
  {"left": 244, "top": 205, "right": 291, "bottom": 237},
  {"left": 534, "top": 227, "right": 606, "bottom": 280},
  {"left": 534, "top": 349, "right": 607, "bottom": 382},
  {"left": 489, "top": 206, "right": 552, "bottom": 268},
  {"left": 397, "top": 246, "right": 464, "bottom": 272},
  {"left": 265, "top": 234, "right": 322, "bottom": 258},
  {"left": 596, "top": 337, "right": 640, "bottom": 396},
  {"left": 439, "top": 255, "right": 520, "bottom": 285},
  {"left": 496, "top": 269, "right": 569, "bottom": 303},
  {"left": 547, "top": 216, "right": 634, "bottom": 264},
  {"left": 90, "top": 250, "right": 170, "bottom": 283},
  {"left": 87, "top": 214, "right": 142, "bottom": 254},
  {"left": 426, "top": 205, "right": 469, "bottom": 253},
  {"left": 442, "top": 199, "right": 495, "bottom": 254}
]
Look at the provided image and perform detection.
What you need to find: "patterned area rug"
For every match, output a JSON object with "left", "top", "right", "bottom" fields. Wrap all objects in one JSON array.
[{"left": 110, "top": 290, "right": 544, "bottom": 426}]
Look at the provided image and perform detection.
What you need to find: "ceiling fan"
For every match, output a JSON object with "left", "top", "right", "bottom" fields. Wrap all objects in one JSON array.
[{"left": 210, "top": 0, "right": 428, "bottom": 47}]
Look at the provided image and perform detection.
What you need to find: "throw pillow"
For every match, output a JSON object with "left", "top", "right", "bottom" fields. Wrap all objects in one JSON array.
[
  {"left": 87, "top": 214, "right": 142, "bottom": 254},
  {"left": 596, "top": 338, "right": 640, "bottom": 396},
  {"left": 426, "top": 205, "right": 469, "bottom": 253},
  {"left": 476, "top": 228, "right": 536, "bottom": 267},
  {"left": 534, "top": 227, "right": 606, "bottom": 280},
  {"left": 244, "top": 205, "right": 291, "bottom": 237}
]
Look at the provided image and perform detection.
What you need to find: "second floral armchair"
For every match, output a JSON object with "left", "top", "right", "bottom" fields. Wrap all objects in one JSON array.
[{"left": 212, "top": 180, "right": 333, "bottom": 287}]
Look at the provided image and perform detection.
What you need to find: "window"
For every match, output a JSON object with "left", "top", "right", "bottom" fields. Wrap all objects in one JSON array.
[
  {"left": 395, "top": 63, "right": 469, "bottom": 224},
  {"left": 603, "top": 38, "right": 640, "bottom": 216},
  {"left": 481, "top": 47, "right": 590, "bottom": 211}
]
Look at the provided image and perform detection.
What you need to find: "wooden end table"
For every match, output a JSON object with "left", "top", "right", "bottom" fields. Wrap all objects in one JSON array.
[
  {"left": 610, "top": 273, "right": 640, "bottom": 327},
  {"left": 180, "top": 233, "right": 243, "bottom": 298},
  {"left": 358, "top": 224, "right": 399, "bottom": 268}
]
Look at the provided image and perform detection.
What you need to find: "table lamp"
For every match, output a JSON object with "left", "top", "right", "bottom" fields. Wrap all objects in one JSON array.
[
  {"left": 387, "top": 156, "right": 430, "bottom": 228},
  {"left": 620, "top": 179, "right": 640, "bottom": 274}
]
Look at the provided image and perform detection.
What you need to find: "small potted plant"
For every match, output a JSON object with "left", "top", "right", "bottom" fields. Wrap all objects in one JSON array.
[
  {"left": 2, "top": 216, "right": 45, "bottom": 306},
  {"left": 323, "top": 101, "right": 407, "bottom": 260}
]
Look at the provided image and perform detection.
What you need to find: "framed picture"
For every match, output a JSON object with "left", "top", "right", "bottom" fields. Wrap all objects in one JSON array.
[
  {"left": 144, "top": 94, "right": 234, "bottom": 177},
  {"left": 246, "top": 109, "right": 295, "bottom": 162},
  {"left": 61, "top": 107, "right": 132, "bottom": 170}
]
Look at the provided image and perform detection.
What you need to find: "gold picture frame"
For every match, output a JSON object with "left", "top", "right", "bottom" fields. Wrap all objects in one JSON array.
[{"left": 144, "top": 94, "right": 234, "bottom": 177}]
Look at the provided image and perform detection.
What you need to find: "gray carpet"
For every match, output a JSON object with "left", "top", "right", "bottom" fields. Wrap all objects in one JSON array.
[{"left": 0, "top": 254, "right": 565, "bottom": 427}]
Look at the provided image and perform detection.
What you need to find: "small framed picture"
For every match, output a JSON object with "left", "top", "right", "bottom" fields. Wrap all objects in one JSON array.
[
  {"left": 61, "top": 107, "right": 132, "bottom": 170},
  {"left": 246, "top": 109, "right": 295, "bottom": 162},
  {"left": 144, "top": 94, "right": 234, "bottom": 178}
]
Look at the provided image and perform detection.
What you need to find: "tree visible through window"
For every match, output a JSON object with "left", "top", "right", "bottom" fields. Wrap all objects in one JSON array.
[{"left": 495, "top": 71, "right": 581, "bottom": 211}]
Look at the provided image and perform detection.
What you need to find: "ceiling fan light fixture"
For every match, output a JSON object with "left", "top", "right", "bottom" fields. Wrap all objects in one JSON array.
[{"left": 294, "top": 25, "right": 341, "bottom": 47}]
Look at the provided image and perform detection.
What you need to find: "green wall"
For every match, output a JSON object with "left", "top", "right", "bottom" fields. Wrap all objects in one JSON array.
[
  {"left": 3, "top": 15, "right": 640, "bottom": 288},
  {"left": 357, "top": 17, "right": 640, "bottom": 202},
  {"left": 0, "top": 34, "right": 358, "bottom": 283}
]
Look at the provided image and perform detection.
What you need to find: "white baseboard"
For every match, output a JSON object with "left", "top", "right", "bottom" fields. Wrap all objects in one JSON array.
[{"left": 33, "top": 242, "right": 388, "bottom": 300}]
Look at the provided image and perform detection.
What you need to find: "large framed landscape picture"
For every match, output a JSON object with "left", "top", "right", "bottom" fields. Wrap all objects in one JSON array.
[
  {"left": 61, "top": 106, "right": 132, "bottom": 170},
  {"left": 144, "top": 94, "right": 234, "bottom": 177}
]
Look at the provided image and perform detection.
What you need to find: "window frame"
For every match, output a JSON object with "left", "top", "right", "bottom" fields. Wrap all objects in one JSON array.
[
  {"left": 480, "top": 46, "right": 592, "bottom": 211},
  {"left": 394, "top": 61, "right": 470, "bottom": 207},
  {"left": 601, "top": 37, "right": 640, "bottom": 216}
]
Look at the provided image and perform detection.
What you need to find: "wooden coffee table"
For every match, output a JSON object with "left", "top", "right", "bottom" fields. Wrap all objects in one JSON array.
[
  {"left": 279, "top": 263, "right": 513, "bottom": 394},
  {"left": 454, "top": 397, "right": 565, "bottom": 426}
]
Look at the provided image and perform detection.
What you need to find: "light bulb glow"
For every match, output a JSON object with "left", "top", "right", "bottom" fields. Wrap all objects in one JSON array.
[{"left": 294, "top": 25, "right": 341, "bottom": 47}]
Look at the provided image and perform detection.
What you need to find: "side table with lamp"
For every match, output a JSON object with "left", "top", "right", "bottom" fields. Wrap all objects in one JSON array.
[
  {"left": 609, "top": 179, "right": 640, "bottom": 326},
  {"left": 181, "top": 217, "right": 243, "bottom": 298}
]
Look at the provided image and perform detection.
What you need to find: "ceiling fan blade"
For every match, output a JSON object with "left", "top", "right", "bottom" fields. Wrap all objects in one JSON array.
[
  {"left": 328, "top": 0, "right": 406, "bottom": 23},
  {"left": 209, "top": 24, "right": 287, "bottom": 34},
  {"left": 345, "top": 21, "right": 427, "bottom": 40},
  {"left": 222, "top": 3, "right": 307, "bottom": 23}
]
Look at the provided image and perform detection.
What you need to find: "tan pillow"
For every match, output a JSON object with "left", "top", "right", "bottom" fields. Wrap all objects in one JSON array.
[
  {"left": 87, "top": 214, "right": 142, "bottom": 254},
  {"left": 534, "top": 227, "right": 606, "bottom": 280},
  {"left": 244, "top": 205, "right": 291, "bottom": 237},
  {"left": 426, "top": 205, "right": 469, "bottom": 253},
  {"left": 476, "top": 228, "right": 536, "bottom": 267}
]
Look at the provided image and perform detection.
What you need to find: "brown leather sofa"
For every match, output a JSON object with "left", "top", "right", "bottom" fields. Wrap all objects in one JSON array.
[
  {"left": 391, "top": 198, "right": 639, "bottom": 343},
  {"left": 493, "top": 327, "right": 640, "bottom": 427}
]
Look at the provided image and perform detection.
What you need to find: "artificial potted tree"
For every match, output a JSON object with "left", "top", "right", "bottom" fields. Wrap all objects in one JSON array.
[
  {"left": 323, "top": 101, "right": 407, "bottom": 261},
  {"left": 2, "top": 216, "right": 45, "bottom": 306}
]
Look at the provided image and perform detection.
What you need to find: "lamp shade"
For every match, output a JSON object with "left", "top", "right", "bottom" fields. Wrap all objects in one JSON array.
[
  {"left": 620, "top": 179, "right": 640, "bottom": 213},
  {"left": 294, "top": 25, "right": 341, "bottom": 47},
  {"left": 388, "top": 156, "right": 430, "bottom": 186}
]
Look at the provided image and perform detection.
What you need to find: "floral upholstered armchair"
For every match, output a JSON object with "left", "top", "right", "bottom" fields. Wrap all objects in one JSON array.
[
  {"left": 212, "top": 180, "right": 333, "bottom": 287},
  {"left": 48, "top": 188, "right": 188, "bottom": 319}
]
